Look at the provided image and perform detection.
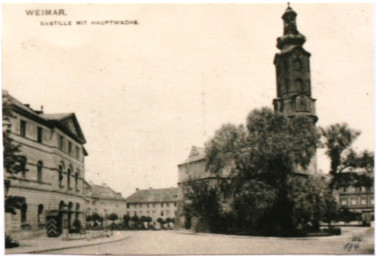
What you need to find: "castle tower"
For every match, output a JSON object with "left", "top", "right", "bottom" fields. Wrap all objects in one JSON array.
[
  {"left": 273, "top": 4, "right": 318, "bottom": 174},
  {"left": 273, "top": 4, "right": 318, "bottom": 123}
]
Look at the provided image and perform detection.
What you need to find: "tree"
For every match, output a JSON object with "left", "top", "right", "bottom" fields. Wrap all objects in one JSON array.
[
  {"left": 91, "top": 213, "right": 104, "bottom": 227},
  {"left": 107, "top": 213, "right": 118, "bottom": 223},
  {"left": 3, "top": 93, "right": 23, "bottom": 176},
  {"left": 131, "top": 215, "right": 139, "bottom": 222},
  {"left": 157, "top": 218, "right": 165, "bottom": 227},
  {"left": 182, "top": 178, "right": 224, "bottom": 232},
  {"left": 203, "top": 107, "right": 320, "bottom": 236},
  {"left": 320, "top": 123, "right": 374, "bottom": 190},
  {"left": 3, "top": 93, "right": 26, "bottom": 217},
  {"left": 5, "top": 196, "right": 26, "bottom": 215},
  {"left": 123, "top": 214, "right": 131, "bottom": 228}
]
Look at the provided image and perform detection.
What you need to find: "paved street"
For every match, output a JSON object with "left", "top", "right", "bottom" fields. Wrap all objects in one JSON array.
[{"left": 50, "top": 227, "right": 374, "bottom": 255}]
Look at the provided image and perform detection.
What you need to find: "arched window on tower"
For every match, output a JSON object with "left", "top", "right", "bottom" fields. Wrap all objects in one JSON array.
[
  {"left": 37, "top": 161, "right": 43, "bottom": 182},
  {"left": 293, "top": 59, "right": 302, "bottom": 71},
  {"left": 295, "top": 78, "right": 304, "bottom": 92}
]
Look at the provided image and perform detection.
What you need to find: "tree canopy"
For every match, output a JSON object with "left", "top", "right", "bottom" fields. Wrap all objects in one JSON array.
[
  {"left": 3, "top": 93, "right": 23, "bottom": 175},
  {"left": 320, "top": 123, "right": 374, "bottom": 189},
  {"left": 182, "top": 107, "right": 334, "bottom": 236}
]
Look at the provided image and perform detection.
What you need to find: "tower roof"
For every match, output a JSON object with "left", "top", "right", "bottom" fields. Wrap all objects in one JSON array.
[{"left": 277, "top": 4, "right": 306, "bottom": 50}]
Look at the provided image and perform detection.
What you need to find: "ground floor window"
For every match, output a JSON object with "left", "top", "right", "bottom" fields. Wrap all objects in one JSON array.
[
  {"left": 38, "top": 204, "right": 44, "bottom": 223},
  {"left": 21, "top": 203, "right": 28, "bottom": 223}
]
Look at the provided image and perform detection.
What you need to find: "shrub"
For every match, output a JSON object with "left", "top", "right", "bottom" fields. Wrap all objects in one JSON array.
[
  {"left": 323, "top": 227, "right": 341, "bottom": 236},
  {"left": 107, "top": 213, "right": 118, "bottom": 222},
  {"left": 131, "top": 215, "right": 139, "bottom": 222},
  {"left": 5, "top": 234, "right": 19, "bottom": 248}
]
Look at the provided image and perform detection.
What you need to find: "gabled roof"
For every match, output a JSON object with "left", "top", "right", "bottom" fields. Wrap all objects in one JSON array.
[
  {"left": 40, "top": 113, "right": 73, "bottom": 120},
  {"left": 91, "top": 183, "right": 126, "bottom": 201},
  {"left": 3, "top": 90, "right": 87, "bottom": 144},
  {"left": 126, "top": 187, "right": 180, "bottom": 203},
  {"left": 178, "top": 146, "right": 206, "bottom": 166}
]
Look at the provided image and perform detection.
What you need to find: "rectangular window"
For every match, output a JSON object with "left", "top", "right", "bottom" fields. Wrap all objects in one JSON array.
[
  {"left": 20, "top": 120, "right": 26, "bottom": 137},
  {"left": 341, "top": 200, "right": 347, "bottom": 206},
  {"left": 68, "top": 141, "right": 72, "bottom": 155},
  {"left": 37, "top": 127, "right": 43, "bottom": 143},
  {"left": 75, "top": 146, "right": 79, "bottom": 159},
  {"left": 351, "top": 199, "right": 357, "bottom": 205},
  {"left": 361, "top": 199, "right": 366, "bottom": 205},
  {"left": 59, "top": 135, "right": 64, "bottom": 151}
]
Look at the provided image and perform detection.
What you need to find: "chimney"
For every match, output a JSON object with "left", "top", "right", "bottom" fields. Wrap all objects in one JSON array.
[
  {"left": 41, "top": 105, "right": 44, "bottom": 113},
  {"left": 136, "top": 188, "right": 139, "bottom": 191},
  {"left": 24, "top": 104, "right": 30, "bottom": 108},
  {"left": 149, "top": 187, "right": 152, "bottom": 189}
]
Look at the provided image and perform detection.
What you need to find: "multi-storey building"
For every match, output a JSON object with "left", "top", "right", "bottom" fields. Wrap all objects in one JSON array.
[
  {"left": 4, "top": 90, "right": 88, "bottom": 233},
  {"left": 337, "top": 185, "right": 374, "bottom": 224},
  {"left": 125, "top": 188, "right": 180, "bottom": 224},
  {"left": 86, "top": 182, "right": 127, "bottom": 223}
]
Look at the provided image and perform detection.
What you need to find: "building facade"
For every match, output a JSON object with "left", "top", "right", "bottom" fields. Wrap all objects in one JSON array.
[
  {"left": 337, "top": 185, "right": 374, "bottom": 224},
  {"left": 4, "top": 90, "right": 88, "bottom": 233},
  {"left": 86, "top": 182, "right": 127, "bottom": 223},
  {"left": 125, "top": 188, "right": 180, "bottom": 225}
]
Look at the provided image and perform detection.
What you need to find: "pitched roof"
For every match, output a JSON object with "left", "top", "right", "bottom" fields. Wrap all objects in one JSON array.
[
  {"left": 3, "top": 90, "right": 87, "bottom": 144},
  {"left": 40, "top": 113, "right": 73, "bottom": 120},
  {"left": 126, "top": 187, "right": 180, "bottom": 203},
  {"left": 178, "top": 146, "right": 206, "bottom": 165},
  {"left": 91, "top": 183, "right": 126, "bottom": 201}
]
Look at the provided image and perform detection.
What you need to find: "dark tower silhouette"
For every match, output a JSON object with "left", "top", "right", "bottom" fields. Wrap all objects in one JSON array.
[
  {"left": 273, "top": 4, "right": 318, "bottom": 174},
  {"left": 273, "top": 4, "right": 318, "bottom": 123}
]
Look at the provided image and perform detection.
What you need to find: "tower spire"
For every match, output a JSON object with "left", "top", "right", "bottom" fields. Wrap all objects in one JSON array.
[{"left": 277, "top": 4, "right": 306, "bottom": 50}]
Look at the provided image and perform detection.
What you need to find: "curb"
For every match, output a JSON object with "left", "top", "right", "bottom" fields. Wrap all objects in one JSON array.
[
  {"left": 174, "top": 227, "right": 373, "bottom": 241},
  {"left": 7, "top": 235, "right": 131, "bottom": 254}
]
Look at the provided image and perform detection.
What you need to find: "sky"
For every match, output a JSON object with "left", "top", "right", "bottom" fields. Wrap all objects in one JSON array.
[{"left": 2, "top": 3, "right": 374, "bottom": 198}]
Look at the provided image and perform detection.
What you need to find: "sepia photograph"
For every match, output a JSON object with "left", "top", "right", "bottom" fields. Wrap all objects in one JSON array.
[{"left": 2, "top": 2, "right": 374, "bottom": 255}]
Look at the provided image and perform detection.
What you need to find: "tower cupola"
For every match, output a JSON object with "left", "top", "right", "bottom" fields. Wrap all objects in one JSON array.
[{"left": 277, "top": 3, "right": 306, "bottom": 50}]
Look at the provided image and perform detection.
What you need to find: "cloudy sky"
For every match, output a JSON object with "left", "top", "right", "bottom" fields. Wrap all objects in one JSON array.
[{"left": 2, "top": 3, "right": 373, "bottom": 198}]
